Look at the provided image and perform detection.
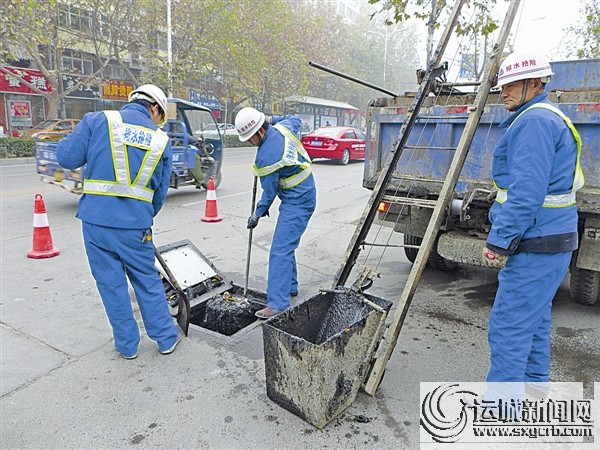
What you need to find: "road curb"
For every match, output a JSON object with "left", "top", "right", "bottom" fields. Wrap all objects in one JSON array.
[
  {"left": 0, "top": 148, "right": 252, "bottom": 167},
  {"left": 0, "top": 157, "right": 35, "bottom": 166}
]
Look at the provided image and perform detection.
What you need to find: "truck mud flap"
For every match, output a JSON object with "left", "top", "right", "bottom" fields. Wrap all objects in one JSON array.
[
  {"left": 575, "top": 217, "right": 600, "bottom": 272},
  {"left": 437, "top": 231, "right": 487, "bottom": 266}
]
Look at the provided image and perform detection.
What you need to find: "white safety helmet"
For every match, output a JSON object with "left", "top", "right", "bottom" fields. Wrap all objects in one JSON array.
[
  {"left": 129, "top": 84, "right": 168, "bottom": 126},
  {"left": 494, "top": 53, "right": 553, "bottom": 89},
  {"left": 235, "top": 107, "right": 265, "bottom": 142}
]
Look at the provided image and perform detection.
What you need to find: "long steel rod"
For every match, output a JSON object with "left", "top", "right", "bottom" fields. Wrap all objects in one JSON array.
[
  {"left": 244, "top": 176, "right": 258, "bottom": 298},
  {"left": 308, "top": 61, "right": 400, "bottom": 98}
]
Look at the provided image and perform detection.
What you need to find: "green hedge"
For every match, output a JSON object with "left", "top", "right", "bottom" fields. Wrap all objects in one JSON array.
[
  {"left": 0, "top": 138, "right": 35, "bottom": 159},
  {"left": 0, "top": 135, "right": 246, "bottom": 159},
  {"left": 223, "top": 135, "right": 248, "bottom": 148}
]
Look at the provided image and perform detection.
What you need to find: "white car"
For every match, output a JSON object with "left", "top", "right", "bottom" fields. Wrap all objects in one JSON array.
[
  {"left": 195, "top": 123, "right": 238, "bottom": 138},
  {"left": 217, "top": 123, "right": 238, "bottom": 136}
]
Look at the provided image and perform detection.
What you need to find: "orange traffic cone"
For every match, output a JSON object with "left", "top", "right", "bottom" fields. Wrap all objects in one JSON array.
[
  {"left": 27, "top": 194, "right": 60, "bottom": 259},
  {"left": 201, "top": 176, "right": 222, "bottom": 223}
]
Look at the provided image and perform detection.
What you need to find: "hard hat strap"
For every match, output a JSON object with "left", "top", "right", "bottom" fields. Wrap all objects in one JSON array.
[{"left": 517, "top": 79, "right": 529, "bottom": 110}]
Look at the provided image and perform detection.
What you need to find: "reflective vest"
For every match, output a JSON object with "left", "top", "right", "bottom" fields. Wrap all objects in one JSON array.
[
  {"left": 495, "top": 103, "right": 584, "bottom": 208},
  {"left": 252, "top": 124, "right": 312, "bottom": 189},
  {"left": 83, "top": 111, "right": 169, "bottom": 202}
]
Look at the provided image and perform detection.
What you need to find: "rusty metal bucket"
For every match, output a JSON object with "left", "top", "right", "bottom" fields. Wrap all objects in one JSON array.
[{"left": 262, "top": 289, "right": 392, "bottom": 428}]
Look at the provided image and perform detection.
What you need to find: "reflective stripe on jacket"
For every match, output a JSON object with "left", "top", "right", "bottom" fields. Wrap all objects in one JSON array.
[
  {"left": 252, "top": 124, "right": 312, "bottom": 189},
  {"left": 495, "top": 102, "right": 584, "bottom": 208},
  {"left": 83, "top": 111, "right": 169, "bottom": 202}
]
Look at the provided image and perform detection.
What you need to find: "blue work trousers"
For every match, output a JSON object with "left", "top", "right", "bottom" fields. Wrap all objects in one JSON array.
[
  {"left": 487, "top": 251, "right": 572, "bottom": 386},
  {"left": 267, "top": 201, "right": 315, "bottom": 312},
  {"left": 82, "top": 222, "right": 179, "bottom": 356}
]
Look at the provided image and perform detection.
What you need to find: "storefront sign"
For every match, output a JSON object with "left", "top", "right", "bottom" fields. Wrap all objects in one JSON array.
[
  {"left": 102, "top": 80, "right": 134, "bottom": 101},
  {"left": 0, "top": 67, "right": 52, "bottom": 94},
  {"left": 62, "top": 74, "right": 101, "bottom": 99},
  {"left": 8, "top": 100, "right": 33, "bottom": 127}
]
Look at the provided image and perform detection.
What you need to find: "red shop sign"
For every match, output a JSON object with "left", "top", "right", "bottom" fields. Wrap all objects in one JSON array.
[{"left": 0, "top": 67, "right": 53, "bottom": 94}]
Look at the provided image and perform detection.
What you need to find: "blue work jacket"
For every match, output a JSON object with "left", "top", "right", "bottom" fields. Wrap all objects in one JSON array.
[
  {"left": 254, "top": 115, "right": 316, "bottom": 217},
  {"left": 56, "top": 103, "right": 172, "bottom": 229},
  {"left": 487, "top": 93, "right": 580, "bottom": 254}
]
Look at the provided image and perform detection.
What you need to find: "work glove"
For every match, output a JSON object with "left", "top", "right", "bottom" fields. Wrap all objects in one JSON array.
[
  {"left": 482, "top": 247, "right": 508, "bottom": 269},
  {"left": 247, "top": 213, "right": 259, "bottom": 229}
]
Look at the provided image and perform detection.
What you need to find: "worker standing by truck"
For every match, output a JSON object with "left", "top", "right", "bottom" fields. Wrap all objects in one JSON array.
[
  {"left": 56, "top": 84, "right": 181, "bottom": 359},
  {"left": 482, "top": 53, "right": 584, "bottom": 399},
  {"left": 235, "top": 107, "right": 317, "bottom": 319}
]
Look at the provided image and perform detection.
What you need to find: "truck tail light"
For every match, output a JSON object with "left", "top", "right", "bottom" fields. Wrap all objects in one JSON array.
[{"left": 378, "top": 201, "right": 390, "bottom": 212}]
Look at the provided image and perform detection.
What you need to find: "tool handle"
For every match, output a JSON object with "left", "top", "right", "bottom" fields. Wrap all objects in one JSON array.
[{"left": 244, "top": 176, "right": 258, "bottom": 297}]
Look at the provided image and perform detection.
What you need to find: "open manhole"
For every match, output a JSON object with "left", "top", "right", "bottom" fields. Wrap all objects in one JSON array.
[
  {"left": 190, "top": 285, "right": 266, "bottom": 336},
  {"left": 156, "top": 240, "right": 267, "bottom": 337}
]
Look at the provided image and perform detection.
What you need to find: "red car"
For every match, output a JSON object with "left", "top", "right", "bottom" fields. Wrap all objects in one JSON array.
[{"left": 301, "top": 126, "right": 366, "bottom": 165}]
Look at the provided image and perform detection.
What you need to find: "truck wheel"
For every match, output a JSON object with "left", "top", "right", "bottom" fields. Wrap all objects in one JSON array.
[
  {"left": 403, "top": 234, "right": 421, "bottom": 263},
  {"left": 428, "top": 237, "right": 458, "bottom": 272},
  {"left": 201, "top": 170, "right": 222, "bottom": 189},
  {"left": 339, "top": 149, "right": 350, "bottom": 165},
  {"left": 569, "top": 266, "right": 600, "bottom": 306},
  {"left": 403, "top": 234, "right": 458, "bottom": 271}
]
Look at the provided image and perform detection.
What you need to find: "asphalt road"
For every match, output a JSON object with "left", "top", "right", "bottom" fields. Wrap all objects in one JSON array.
[{"left": 1, "top": 150, "right": 599, "bottom": 449}]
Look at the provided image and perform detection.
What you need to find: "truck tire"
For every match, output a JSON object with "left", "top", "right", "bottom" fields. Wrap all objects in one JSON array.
[
  {"left": 428, "top": 241, "right": 459, "bottom": 272},
  {"left": 339, "top": 149, "right": 350, "bottom": 165},
  {"left": 403, "top": 234, "right": 458, "bottom": 271},
  {"left": 569, "top": 266, "right": 600, "bottom": 306},
  {"left": 403, "top": 234, "right": 421, "bottom": 263},
  {"left": 201, "top": 170, "right": 222, "bottom": 189}
]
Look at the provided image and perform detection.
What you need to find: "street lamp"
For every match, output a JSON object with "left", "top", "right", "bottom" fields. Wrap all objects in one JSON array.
[{"left": 367, "top": 27, "right": 405, "bottom": 84}]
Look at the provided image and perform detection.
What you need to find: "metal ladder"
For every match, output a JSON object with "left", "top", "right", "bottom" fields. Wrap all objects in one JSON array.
[{"left": 329, "top": 0, "right": 522, "bottom": 395}]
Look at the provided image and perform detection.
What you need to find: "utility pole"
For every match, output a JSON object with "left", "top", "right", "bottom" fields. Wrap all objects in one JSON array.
[
  {"left": 367, "top": 27, "right": 405, "bottom": 84},
  {"left": 167, "top": 0, "right": 173, "bottom": 97}
]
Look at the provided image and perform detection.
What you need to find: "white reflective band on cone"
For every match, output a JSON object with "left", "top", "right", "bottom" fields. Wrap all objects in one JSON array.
[
  {"left": 206, "top": 190, "right": 217, "bottom": 201},
  {"left": 33, "top": 213, "right": 50, "bottom": 228}
]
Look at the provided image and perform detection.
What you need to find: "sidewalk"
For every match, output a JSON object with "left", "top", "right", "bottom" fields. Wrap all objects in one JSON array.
[{"left": 1, "top": 291, "right": 403, "bottom": 449}]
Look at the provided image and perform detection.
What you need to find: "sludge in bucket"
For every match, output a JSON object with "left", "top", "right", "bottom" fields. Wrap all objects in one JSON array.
[{"left": 262, "top": 289, "right": 392, "bottom": 429}]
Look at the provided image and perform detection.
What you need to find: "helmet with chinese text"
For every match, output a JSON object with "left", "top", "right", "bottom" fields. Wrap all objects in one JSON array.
[
  {"left": 128, "top": 84, "right": 168, "bottom": 126},
  {"left": 494, "top": 53, "right": 553, "bottom": 89},
  {"left": 235, "top": 107, "right": 265, "bottom": 142}
]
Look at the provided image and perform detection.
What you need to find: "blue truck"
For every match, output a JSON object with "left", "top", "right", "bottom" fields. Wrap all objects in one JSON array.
[
  {"left": 35, "top": 98, "right": 224, "bottom": 193},
  {"left": 365, "top": 58, "right": 600, "bottom": 306}
]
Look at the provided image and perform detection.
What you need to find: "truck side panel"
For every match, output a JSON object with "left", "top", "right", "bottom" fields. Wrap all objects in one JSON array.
[{"left": 366, "top": 90, "right": 600, "bottom": 212}]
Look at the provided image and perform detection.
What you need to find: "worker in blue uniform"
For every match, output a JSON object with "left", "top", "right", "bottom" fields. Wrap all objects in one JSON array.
[
  {"left": 483, "top": 53, "right": 584, "bottom": 402},
  {"left": 235, "top": 107, "right": 317, "bottom": 319},
  {"left": 57, "top": 84, "right": 181, "bottom": 359}
]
